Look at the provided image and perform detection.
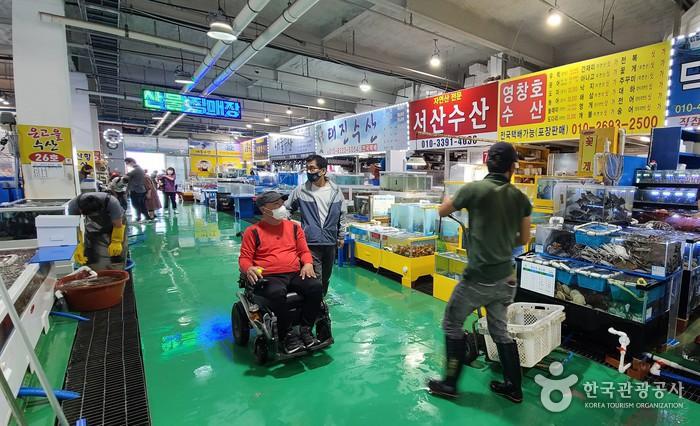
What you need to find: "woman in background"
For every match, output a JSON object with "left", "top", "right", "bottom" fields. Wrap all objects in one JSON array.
[
  {"left": 160, "top": 167, "right": 178, "bottom": 213},
  {"left": 144, "top": 173, "right": 162, "bottom": 220}
]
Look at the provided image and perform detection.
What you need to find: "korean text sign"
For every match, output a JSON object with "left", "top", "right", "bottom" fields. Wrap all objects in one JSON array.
[
  {"left": 216, "top": 142, "right": 241, "bottom": 157},
  {"left": 253, "top": 137, "right": 269, "bottom": 161},
  {"left": 498, "top": 41, "right": 670, "bottom": 142},
  {"left": 17, "top": 125, "right": 73, "bottom": 165},
  {"left": 143, "top": 90, "right": 242, "bottom": 120},
  {"left": 241, "top": 141, "right": 253, "bottom": 162},
  {"left": 409, "top": 82, "right": 498, "bottom": 149},
  {"left": 188, "top": 139, "right": 216, "bottom": 156},
  {"left": 667, "top": 35, "right": 700, "bottom": 127},
  {"left": 315, "top": 104, "right": 408, "bottom": 155},
  {"left": 268, "top": 126, "right": 316, "bottom": 159}
]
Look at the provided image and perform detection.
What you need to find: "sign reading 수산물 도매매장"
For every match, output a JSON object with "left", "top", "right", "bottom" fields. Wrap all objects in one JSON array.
[
  {"left": 409, "top": 82, "right": 498, "bottom": 150},
  {"left": 314, "top": 104, "right": 408, "bottom": 156},
  {"left": 142, "top": 90, "right": 242, "bottom": 120},
  {"left": 667, "top": 34, "right": 700, "bottom": 127},
  {"left": 497, "top": 41, "right": 669, "bottom": 142}
]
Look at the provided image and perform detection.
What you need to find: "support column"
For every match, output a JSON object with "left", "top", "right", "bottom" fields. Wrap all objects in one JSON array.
[
  {"left": 13, "top": 0, "right": 76, "bottom": 199},
  {"left": 385, "top": 150, "right": 406, "bottom": 172},
  {"left": 71, "top": 73, "right": 99, "bottom": 192}
]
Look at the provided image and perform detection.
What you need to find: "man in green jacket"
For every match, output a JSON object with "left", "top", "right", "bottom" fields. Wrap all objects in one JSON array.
[{"left": 428, "top": 142, "right": 532, "bottom": 403}]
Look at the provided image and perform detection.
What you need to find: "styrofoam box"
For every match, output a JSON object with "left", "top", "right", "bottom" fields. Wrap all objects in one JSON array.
[{"left": 35, "top": 214, "right": 80, "bottom": 247}]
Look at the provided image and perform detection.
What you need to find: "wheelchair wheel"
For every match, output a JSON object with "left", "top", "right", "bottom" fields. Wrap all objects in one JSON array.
[
  {"left": 316, "top": 318, "right": 332, "bottom": 343},
  {"left": 254, "top": 336, "right": 268, "bottom": 364},
  {"left": 232, "top": 302, "right": 250, "bottom": 346}
]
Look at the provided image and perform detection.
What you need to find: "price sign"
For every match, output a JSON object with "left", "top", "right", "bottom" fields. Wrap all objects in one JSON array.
[
  {"left": 520, "top": 261, "right": 556, "bottom": 297},
  {"left": 17, "top": 125, "right": 72, "bottom": 165}
]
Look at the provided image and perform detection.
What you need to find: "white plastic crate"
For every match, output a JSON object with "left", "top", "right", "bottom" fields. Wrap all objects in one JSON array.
[{"left": 478, "top": 303, "right": 565, "bottom": 368}]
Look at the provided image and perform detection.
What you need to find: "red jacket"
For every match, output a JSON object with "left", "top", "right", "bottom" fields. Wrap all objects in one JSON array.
[{"left": 239, "top": 220, "right": 314, "bottom": 275}]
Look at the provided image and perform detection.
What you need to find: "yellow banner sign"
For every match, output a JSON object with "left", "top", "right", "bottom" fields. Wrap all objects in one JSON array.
[
  {"left": 498, "top": 41, "right": 670, "bottom": 142},
  {"left": 241, "top": 141, "right": 253, "bottom": 162},
  {"left": 217, "top": 157, "right": 242, "bottom": 171},
  {"left": 577, "top": 127, "right": 619, "bottom": 177},
  {"left": 17, "top": 125, "right": 73, "bottom": 165},
  {"left": 190, "top": 154, "right": 216, "bottom": 178}
]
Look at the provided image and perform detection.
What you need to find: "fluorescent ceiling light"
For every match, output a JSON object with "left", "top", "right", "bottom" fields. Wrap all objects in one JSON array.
[{"left": 174, "top": 67, "right": 194, "bottom": 85}]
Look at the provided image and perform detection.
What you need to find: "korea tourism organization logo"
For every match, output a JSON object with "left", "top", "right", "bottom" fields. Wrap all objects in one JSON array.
[{"left": 534, "top": 361, "right": 685, "bottom": 412}]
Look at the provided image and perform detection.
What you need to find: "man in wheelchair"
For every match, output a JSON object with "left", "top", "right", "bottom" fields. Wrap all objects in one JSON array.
[{"left": 238, "top": 191, "right": 325, "bottom": 354}]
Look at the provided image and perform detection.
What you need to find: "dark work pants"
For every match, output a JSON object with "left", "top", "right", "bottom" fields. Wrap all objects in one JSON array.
[
  {"left": 164, "top": 192, "right": 177, "bottom": 210},
  {"left": 130, "top": 192, "right": 149, "bottom": 221},
  {"left": 310, "top": 245, "right": 336, "bottom": 296},
  {"left": 254, "top": 272, "right": 323, "bottom": 335}
]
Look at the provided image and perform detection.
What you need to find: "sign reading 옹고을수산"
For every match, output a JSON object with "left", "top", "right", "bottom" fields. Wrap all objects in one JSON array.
[{"left": 143, "top": 90, "right": 242, "bottom": 120}]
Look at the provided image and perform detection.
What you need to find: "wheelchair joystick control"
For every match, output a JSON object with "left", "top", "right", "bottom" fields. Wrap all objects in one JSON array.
[{"left": 249, "top": 304, "right": 261, "bottom": 322}]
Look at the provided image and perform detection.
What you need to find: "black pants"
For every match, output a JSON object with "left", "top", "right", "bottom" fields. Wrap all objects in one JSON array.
[
  {"left": 254, "top": 272, "right": 323, "bottom": 335},
  {"left": 164, "top": 192, "right": 177, "bottom": 210},
  {"left": 310, "top": 245, "right": 336, "bottom": 296},
  {"left": 130, "top": 192, "right": 149, "bottom": 221},
  {"left": 114, "top": 192, "right": 127, "bottom": 211}
]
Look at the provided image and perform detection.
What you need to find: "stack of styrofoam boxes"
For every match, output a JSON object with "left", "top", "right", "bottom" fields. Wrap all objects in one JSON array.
[{"left": 35, "top": 215, "right": 80, "bottom": 276}]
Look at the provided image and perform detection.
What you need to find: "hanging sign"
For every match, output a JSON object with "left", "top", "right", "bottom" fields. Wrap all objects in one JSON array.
[
  {"left": 143, "top": 90, "right": 242, "bottom": 120},
  {"left": 188, "top": 139, "right": 216, "bottom": 156},
  {"left": 667, "top": 35, "right": 700, "bottom": 127},
  {"left": 268, "top": 126, "right": 316, "bottom": 159},
  {"left": 216, "top": 141, "right": 242, "bottom": 171},
  {"left": 409, "top": 82, "right": 498, "bottom": 150},
  {"left": 253, "top": 137, "right": 269, "bottom": 162},
  {"left": 315, "top": 104, "right": 408, "bottom": 156},
  {"left": 577, "top": 127, "right": 619, "bottom": 177},
  {"left": 17, "top": 125, "right": 73, "bottom": 165},
  {"left": 497, "top": 41, "right": 670, "bottom": 142},
  {"left": 77, "top": 150, "right": 96, "bottom": 179},
  {"left": 189, "top": 155, "right": 216, "bottom": 178}
]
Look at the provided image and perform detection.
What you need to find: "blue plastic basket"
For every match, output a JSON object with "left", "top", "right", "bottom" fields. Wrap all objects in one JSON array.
[
  {"left": 556, "top": 269, "right": 577, "bottom": 286},
  {"left": 577, "top": 270, "right": 610, "bottom": 292},
  {"left": 574, "top": 231, "right": 612, "bottom": 248},
  {"left": 609, "top": 280, "right": 665, "bottom": 304}
]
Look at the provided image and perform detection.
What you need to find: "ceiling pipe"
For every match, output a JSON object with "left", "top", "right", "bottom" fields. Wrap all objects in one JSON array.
[
  {"left": 154, "top": 0, "right": 272, "bottom": 136},
  {"left": 160, "top": 0, "right": 320, "bottom": 136},
  {"left": 38, "top": 12, "right": 209, "bottom": 55},
  {"left": 77, "top": 89, "right": 141, "bottom": 102}
]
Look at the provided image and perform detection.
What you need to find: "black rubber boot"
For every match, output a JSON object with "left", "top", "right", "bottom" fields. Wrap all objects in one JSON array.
[
  {"left": 427, "top": 335, "right": 467, "bottom": 398},
  {"left": 490, "top": 342, "right": 523, "bottom": 403}
]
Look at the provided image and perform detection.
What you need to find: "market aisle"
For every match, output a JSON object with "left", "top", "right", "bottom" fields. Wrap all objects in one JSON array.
[{"left": 130, "top": 204, "right": 699, "bottom": 426}]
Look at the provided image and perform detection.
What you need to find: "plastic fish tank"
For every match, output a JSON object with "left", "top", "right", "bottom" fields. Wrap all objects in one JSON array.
[
  {"left": 353, "top": 194, "right": 395, "bottom": 220},
  {"left": 380, "top": 172, "right": 433, "bottom": 191},
  {"left": 605, "top": 274, "right": 671, "bottom": 323},
  {"left": 635, "top": 169, "right": 700, "bottom": 185},
  {"left": 449, "top": 163, "right": 488, "bottom": 182},
  {"left": 444, "top": 181, "right": 466, "bottom": 198},
  {"left": 556, "top": 185, "right": 635, "bottom": 223},
  {"left": 390, "top": 203, "right": 438, "bottom": 235},
  {"left": 0, "top": 199, "right": 69, "bottom": 241},
  {"left": 278, "top": 171, "right": 304, "bottom": 187},
  {"left": 229, "top": 183, "right": 255, "bottom": 196},
  {"left": 368, "top": 226, "right": 401, "bottom": 248},
  {"left": 254, "top": 171, "right": 278, "bottom": 187},
  {"left": 330, "top": 174, "right": 365, "bottom": 186},
  {"left": 437, "top": 214, "right": 466, "bottom": 245},
  {"left": 435, "top": 251, "right": 468, "bottom": 281},
  {"left": 348, "top": 224, "right": 371, "bottom": 245},
  {"left": 534, "top": 176, "right": 596, "bottom": 209},
  {"left": 382, "top": 232, "right": 437, "bottom": 257},
  {"left": 635, "top": 187, "right": 699, "bottom": 208}
]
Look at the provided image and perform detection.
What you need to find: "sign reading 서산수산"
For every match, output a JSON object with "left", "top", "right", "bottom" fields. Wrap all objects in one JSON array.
[{"left": 315, "top": 104, "right": 408, "bottom": 155}]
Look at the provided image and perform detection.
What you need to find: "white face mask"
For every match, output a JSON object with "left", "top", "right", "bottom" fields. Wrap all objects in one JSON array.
[{"left": 270, "top": 205, "right": 289, "bottom": 220}]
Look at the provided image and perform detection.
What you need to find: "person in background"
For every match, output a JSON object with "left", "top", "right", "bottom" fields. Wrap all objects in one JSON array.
[
  {"left": 125, "top": 158, "right": 149, "bottom": 222},
  {"left": 239, "top": 191, "right": 322, "bottom": 354},
  {"left": 144, "top": 172, "right": 162, "bottom": 220},
  {"left": 79, "top": 163, "right": 94, "bottom": 183},
  {"left": 285, "top": 154, "right": 347, "bottom": 297},
  {"left": 427, "top": 142, "right": 532, "bottom": 403},
  {"left": 69, "top": 192, "right": 127, "bottom": 270},
  {"left": 160, "top": 167, "right": 178, "bottom": 213},
  {"left": 107, "top": 171, "right": 129, "bottom": 211}
]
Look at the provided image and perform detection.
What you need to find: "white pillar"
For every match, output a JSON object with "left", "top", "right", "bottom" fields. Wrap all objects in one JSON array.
[
  {"left": 385, "top": 150, "right": 407, "bottom": 172},
  {"left": 71, "top": 73, "right": 98, "bottom": 192},
  {"left": 13, "top": 0, "right": 76, "bottom": 199}
]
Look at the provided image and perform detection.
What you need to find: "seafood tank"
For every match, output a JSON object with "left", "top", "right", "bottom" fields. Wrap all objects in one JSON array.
[
  {"left": 435, "top": 251, "right": 468, "bottom": 281},
  {"left": 329, "top": 174, "right": 366, "bottom": 186},
  {"left": 0, "top": 199, "right": 69, "bottom": 241},
  {"left": 534, "top": 176, "right": 596, "bottom": 210},
  {"left": 379, "top": 172, "right": 433, "bottom": 192},
  {"left": 635, "top": 169, "right": 700, "bottom": 185},
  {"left": 382, "top": 232, "right": 437, "bottom": 257},
  {"left": 390, "top": 203, "right": 439, "bottom": 235},
  {"left": 555, "top": 185, "right": 635, "bottom": 223}
]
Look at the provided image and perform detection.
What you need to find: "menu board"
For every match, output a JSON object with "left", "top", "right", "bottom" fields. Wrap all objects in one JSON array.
[{"left": 498, "top": 41, "right": 670, "bottom": 142}]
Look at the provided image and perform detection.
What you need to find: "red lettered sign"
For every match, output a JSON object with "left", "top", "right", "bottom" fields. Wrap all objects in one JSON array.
[
  {"left": 499, "top": 73, "right": 547, "bottom": 127},
  {"left": 29, "top": 152, "right": 65, "bottom": 163},
  {"left": 409, "top": 82, "right": 498, "bottom": 139}
]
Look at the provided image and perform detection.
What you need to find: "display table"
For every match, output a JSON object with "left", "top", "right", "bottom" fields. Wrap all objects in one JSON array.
[
  {"left": 354, "top": 241, "right": 435, "bottom": 287},
  {"left": 231, "top": 195, "right": 255, "bottom": 219}
]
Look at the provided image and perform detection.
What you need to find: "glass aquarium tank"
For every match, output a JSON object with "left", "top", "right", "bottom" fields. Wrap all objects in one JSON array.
[
  {"left": 254, "top": 171, "right": 278, "bottom": 187},
  {"left": 436, "top": 214, "right": 466, "bottom": 245},
  {"left": 380, "top": 172, "right": 433, "bottom": 191},
  {"left": 435, "top": 251, "right": 468, "bottom": 280},
  {"left": 635, "top": 187, "right": 699, "bottom": 208},
  {"left": 367, "top": 226, "right": 401, "bottom": 248},
  {"left": 448, "top": 163, "right": 488, "bottom": 182},
  {"left": 534, "top": 176, "right": 596, "bottom": 210},
  {"left": 606, "top": 274, "right": 671, "bottom": 323},
  {"left": 382, "top": 232, "right": 437, "bottom": 257},
  {"left": 556, "top": 185, "right": 635, "bottom": 223},
  {"left": 277, "top": 171, "right": 304, "bottom": 188},
  {"left": 329, "top": 174, "right": 365, "bottom": 186},
  {"left": 0, "top": 199, "right": 69, "bottom": 241},
  {"left": 390, "top": 203, "right": 439, "bottom": 235},
  {"left": 635, "top": 169, "right": 700, "bottom": 185}
]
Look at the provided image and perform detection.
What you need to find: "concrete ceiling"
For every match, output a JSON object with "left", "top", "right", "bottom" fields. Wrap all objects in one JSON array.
[{"left": 1, "top": 0, "right": 694, "bottom": 136}]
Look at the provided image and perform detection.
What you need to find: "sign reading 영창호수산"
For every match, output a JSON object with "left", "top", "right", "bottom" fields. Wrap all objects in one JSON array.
[
  {"left": 667, "top": 35, "right": 700, "bottom": 127},
  {"left": 143, "top": 90, "right": 242, "bottom": 120},
  {"left": 315, "top": 104, "right": 408, "bottom": 156},
  {"left": 409, "top": 82, "right": 498, "bottom": 150},
  {"left": 268, "top": 125, "right": 316, "bottom": 159},
  {"left": 497, "top": 41, "right": 670, "bottom": 142}
]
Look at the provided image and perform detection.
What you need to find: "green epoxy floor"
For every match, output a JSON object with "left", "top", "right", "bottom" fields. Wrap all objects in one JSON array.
[{"left": 126, "top": 204, "right": 700, "bottom": 426}]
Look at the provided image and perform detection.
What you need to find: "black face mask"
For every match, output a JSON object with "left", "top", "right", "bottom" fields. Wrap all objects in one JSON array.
[{"left": 307, "top": 171, "right": 321, "bottom": 183}]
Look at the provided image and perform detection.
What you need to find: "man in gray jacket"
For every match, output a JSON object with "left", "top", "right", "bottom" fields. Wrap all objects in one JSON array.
[{"left": 286, "top": 155, "right": 347, "bottom": 296}]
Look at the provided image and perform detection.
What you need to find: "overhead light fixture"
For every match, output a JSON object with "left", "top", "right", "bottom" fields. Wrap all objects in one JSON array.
[
  {"left": 174, "top": 66, "right": 194, "bottom": 85},
  {"left": 264, "top": 115, "right": 270, "bottom": 123},
  {"left": 546, "top": 9, "right": 562, "bottom": 27},
  {"left": 246, "top": 124, "right": 252, "bottom": 129},
  {"left": 359, "top": 73, "right": 371, "bottom": 92},
  {"left": 317, "top": 97, "right": 325, "bottom": 105},
  {"left": 429, "top": 39, "right": 441, "bottom": 68},
  {"left": 286, "top": 107, "right": 293, "bottom": 115},
  {"left": 207, "top": 7, "right": 236, "bottom": 42}
]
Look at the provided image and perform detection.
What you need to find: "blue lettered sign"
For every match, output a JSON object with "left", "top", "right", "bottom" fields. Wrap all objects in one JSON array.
[
  {"left": 143, "top": 90, "right": 242, "bottom": 120},
  {"left": 668, "top": 35, "right": 700, "bottom": 127}
]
